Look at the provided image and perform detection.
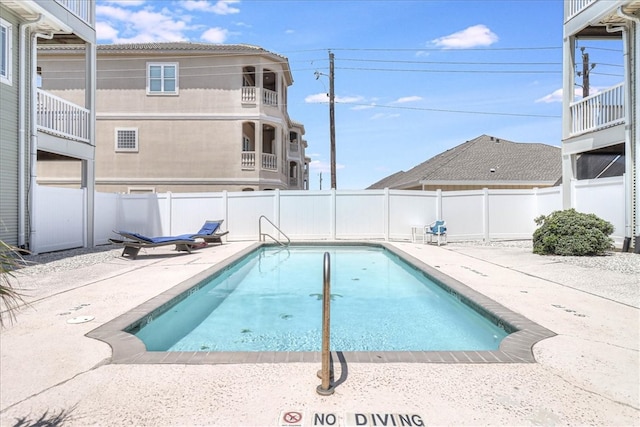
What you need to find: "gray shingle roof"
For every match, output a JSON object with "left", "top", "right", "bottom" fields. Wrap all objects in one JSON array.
[
  {"left": 39, "top": 42, "right": 287, "bottom": 61},
  {"left": 368, "top": 134, "right": 561, "bottom": 189}
]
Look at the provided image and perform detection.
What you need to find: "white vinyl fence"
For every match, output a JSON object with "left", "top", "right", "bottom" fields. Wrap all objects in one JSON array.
[{"left": 32, "top": 176, "right": 627, "bottom": 253}]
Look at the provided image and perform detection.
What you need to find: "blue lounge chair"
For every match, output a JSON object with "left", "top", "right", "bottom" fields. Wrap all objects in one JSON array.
[
  {"left": 425, "top": 220, "right": 447, "bottom": 246},
  {"left": 110, "top": 231, "right": 197, "bottom": 259},
  {"left": 183, "top": 219, "right": 229, "bottom": 245}
]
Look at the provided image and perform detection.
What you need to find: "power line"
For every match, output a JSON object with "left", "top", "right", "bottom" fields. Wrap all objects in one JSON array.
[{"left": 334, "top": 101, "right": 561, "bottom": 118}]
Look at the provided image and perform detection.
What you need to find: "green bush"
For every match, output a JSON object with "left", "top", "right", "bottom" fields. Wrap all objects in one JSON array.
[{"left": 532, "top": 209, "right": 614, "bottom": 256}]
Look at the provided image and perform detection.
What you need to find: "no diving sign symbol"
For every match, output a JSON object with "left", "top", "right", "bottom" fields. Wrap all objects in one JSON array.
[{"left": 279, "top": 411, "right": 304, "bottom": 427}]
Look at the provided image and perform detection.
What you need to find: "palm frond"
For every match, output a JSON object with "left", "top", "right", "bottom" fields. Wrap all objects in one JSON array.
[{"left": 0, "top": 240, "right": 29, "bottom": 327}]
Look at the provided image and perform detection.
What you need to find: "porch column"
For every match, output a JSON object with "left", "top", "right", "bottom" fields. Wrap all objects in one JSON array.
[
  {"left": 561, "top": 34, "right": 576, "bottom": 209},
  {"left": 84, "top": 41, "right": 96, "bottom": 247}
]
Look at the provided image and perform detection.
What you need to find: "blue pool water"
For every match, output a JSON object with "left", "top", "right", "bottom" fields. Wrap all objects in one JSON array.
[{"left": 134, "top": 245, "right": 509, "bottom": 352}]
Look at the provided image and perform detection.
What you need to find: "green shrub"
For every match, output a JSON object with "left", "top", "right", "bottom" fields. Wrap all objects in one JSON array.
[{"left": 532, "top": 209, "right": 614, "bottom": 256}]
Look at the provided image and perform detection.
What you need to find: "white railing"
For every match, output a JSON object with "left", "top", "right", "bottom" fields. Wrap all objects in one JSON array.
[
  {"left": 570, "top": 83, "right": 625, "bottom": 136},
  {"left": 262, "top": 153, "right": 277, "bottom": 170},
  {"left": 241, "top": 87, "right": 256, "bottom": 103},
  {"left": 37, "top": 89, "right": 91, "bottom": 143},
  {"left": 55, "top": 0, "right": 94, "bottom": 26},
  {"left": 289, "top": 176, "right": 298, "bottom": 187},
  {"left": 289, "top": 142, "right": 299, "bottom": 152},
  {"left": 241, "top": 151, "right": 255, "bottom": 168},
  {"left": 566, "top": 0, "right": 597, "bottom": 20},
  {"left": 241, "top": 87, "right": 278, "bottom": 106},
  {"left": 263, "top": 89, "right": 278, "bottom": 106}
]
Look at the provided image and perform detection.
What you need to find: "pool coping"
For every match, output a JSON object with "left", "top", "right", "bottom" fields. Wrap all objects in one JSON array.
[{"left": 87, "top": 241, "right": 556, "bottom": 364}]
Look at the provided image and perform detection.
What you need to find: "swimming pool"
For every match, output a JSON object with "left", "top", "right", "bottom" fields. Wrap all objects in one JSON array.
[
  {"left": 133, "top": 245, "right": 508, "bottom": 352},
  {"left": 88, "top": 242, "right": 555, "bottom": 364}
]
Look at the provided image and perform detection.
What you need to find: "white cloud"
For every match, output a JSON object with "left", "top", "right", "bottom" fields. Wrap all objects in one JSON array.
[
  {"left": 182, "top": 0, "right": 240, "bottom": 15},
  {"left": 96, "top": 22, "right": 119, "bottom": 41},
  {"left": 370, "top": 113, "right": 400, "bottom": 120},
  {"left": 535, "top": 87, "right": 593, "bottom": 103},
  {"left": 201, "top": 27, "right": 229, "bottom": 43},
  {"left": 96, "top": 4, "right": 191, "bottom": 43},
  {"left": 351, "top": 103, "right": 376, "bottom": 111},
  {"left": 304, "top": 93, "right": 364, "bottom": 104},
  {"left": 102, "top": 0, "right": 146, "bottom": 6},
  {"left": 309, "top": 160, "right": 345, "bottom": 174},
  {"left": 392, "top": 96, "right": 422, "bottom": 104},
  {"left": 535, "top": 88, "right": 563, "bottom": 103},
  {"left": 432, "top": 24, "right": 498, "bottom": 49},
  {"left": 305, "top": 93, "right": 330, "bottom": 103}
]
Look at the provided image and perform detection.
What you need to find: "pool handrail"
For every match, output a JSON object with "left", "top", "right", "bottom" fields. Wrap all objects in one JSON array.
[
  {"left": 317, "top": 251, "right": 334, "bottom": 395},
  {"left": 258, "top": 215, "right": 291, "bottom": 246}
]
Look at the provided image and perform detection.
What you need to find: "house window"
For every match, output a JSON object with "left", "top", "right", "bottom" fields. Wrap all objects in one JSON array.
[
  {"left": 242, "top": 135, "right": 251, "bottom": 151},
  {"left": 147, "top": 63, "right": 178, "bottom": 95},
  {"left": 116, "top": 128, "right": 138, "bottom": 152},
  {"left": 0, "top": 18, "right": 12, "bottom": 85}
]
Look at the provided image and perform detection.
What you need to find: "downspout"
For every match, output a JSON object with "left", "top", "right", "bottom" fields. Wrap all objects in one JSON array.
[
  {"left": 28, "top": 30, "right": 54, "bottom": 253},
  {"left": 614, "top": 7, "right": 639, "bottom": 251},
  {"left": 17, "top": 15, "right": 43, "bottom": 248}
]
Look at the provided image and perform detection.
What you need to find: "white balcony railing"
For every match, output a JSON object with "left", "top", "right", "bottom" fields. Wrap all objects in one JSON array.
[
  {"left": 37, "top": 89, "right": 91, "bottom": 143},
  {"left": 242, "top": 151, "right": 255, "bottom": 168},
  {"left": 289, "top": 176, "right": 298, "bottom": 187},
  {"left": 289, "top": 142, "right": 299, "bottom": 152},
  {"left": 566, "top": 0, "right": 597, "bottom": 20},
  {"left": 55, "top": 0, "right": 94, "bottom": 26},
  {"left": 241, "top": 87, "right": 278, "bottom": 106},
  {"left": 262, "top": 89, "right": 277, "bottom": 106},
  {"left": 570, "top": 83, "right": 625, "bottom": 137},
  {"left": 262, "top": 153, "right": 277, "bottom": 170}
]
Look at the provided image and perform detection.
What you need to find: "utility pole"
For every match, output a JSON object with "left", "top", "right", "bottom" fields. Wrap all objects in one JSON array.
[
  {"left": 329, "top": 51, "right": 336, "bottom": 189},
  {"left": 577, "top": 47, "right": 596, "bottom": 98}
]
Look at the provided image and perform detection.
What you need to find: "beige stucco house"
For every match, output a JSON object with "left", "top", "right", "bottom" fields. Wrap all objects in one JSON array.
[{"left": 36, "top": 42, "right": 310, "bottom": 193}]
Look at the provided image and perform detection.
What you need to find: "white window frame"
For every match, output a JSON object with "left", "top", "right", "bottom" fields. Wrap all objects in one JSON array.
[
  {"left": 115, "top": 127, "right": 139, "bottom": 152},
  {"left": 146, "top": 62, "right": 178, "bottom": 95},
  {"left": 0, "top": 18, "right": 13, "bottom": 86}
]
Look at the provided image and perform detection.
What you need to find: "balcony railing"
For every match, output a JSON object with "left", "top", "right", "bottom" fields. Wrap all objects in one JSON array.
[
  {"left": 289, "top": 176, "right": 298, "bottom": 187},
  {"left": 55, "top": 0, "right": 94, "bottom": 26},
  {"left": 37, "top": 89, "right": 90, "bottom": 143},
  {"left": 241, "top": 87, "right": 278, "bottom": 106},
  {"left": 569, "top": 83, "right": 625, "bottom": 137},
  {"left": 262, "top": 153, "right": 277, "bottom": 170},
  {"left": 566, "top": 0, "right": 597, "bottom": 20},
  {"left": 242, "top": 151, "right": 255, "bottom": 168}
]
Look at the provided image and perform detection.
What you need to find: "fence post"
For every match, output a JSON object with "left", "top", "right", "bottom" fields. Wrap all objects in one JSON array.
[
  {"left": 275, "top": 189, "right": 281, "bottom": 236},
  {"left": 330, "top": 189, "right": 336, "bottom": 240},
  {"left": 384, "top": 188, "right": 390, "bottom": 241},
  {"left": 483, "top": 188, "right": 490, "bottom": 242}
]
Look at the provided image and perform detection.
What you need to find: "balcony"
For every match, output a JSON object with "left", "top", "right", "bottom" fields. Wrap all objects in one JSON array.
[
  {"left": 37, "top": 89, "right": 90, "bottom": 144},
  {"left": 565, "top": 0, "right": 597, "bottom": 20},
  {"left": 241, "top": 87, "right": 278, "bottom": 106},
  {"left": 241, "top": 152, "right": 278, "bottom": 171},
  {"left": 55, "top": 0, "right": 94, "bottom": 26},
  {"left": 569, "top": 83, "right": 625, "bottom": 137}
]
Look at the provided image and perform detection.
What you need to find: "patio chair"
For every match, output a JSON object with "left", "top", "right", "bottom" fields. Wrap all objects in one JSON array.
[
  {"left": 110, "top": 231, "right": 198, "bottom": 259},
  {"left": 184, "top": 219, "right": 229, "bottom": 245},
  {"left": 425, "top": 220, "right": 447, "bottom": 246}
]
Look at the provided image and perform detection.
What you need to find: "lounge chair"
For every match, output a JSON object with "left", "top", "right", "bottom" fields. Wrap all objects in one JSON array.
[
  {"left": 110, "top": 231, "right": 197, "bottom": 259},
  {"left": 425, "top": 220, "right": 447, "bottom": 246},
  {"left": 184, "top": 219, "right": 229, "bottom": 245}
]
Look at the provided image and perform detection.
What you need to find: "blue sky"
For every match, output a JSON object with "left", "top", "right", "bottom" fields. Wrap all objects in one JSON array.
[{"left": 95, "top": 0, "right": 625, "bottom": 190}]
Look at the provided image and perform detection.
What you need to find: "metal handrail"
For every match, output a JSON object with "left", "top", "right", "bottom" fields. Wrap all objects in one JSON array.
[
  {"left": 258, "top": 215, "right": 290, "bottom": 246},
  {"left": 317, "top": 251, "right": 334, "bottom": 395}
]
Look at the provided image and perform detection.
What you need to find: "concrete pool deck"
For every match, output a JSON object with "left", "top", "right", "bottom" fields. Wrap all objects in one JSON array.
[{"left": 1, "top": 241, "right": 638, "bottom": 426}]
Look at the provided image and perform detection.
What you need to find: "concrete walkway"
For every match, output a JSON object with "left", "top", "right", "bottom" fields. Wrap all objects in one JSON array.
[{"left": 0, "top": 241, "right": 638, "bottom": 426}]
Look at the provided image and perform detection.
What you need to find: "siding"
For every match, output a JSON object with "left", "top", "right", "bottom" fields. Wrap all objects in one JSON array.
[{"left": 0, "top": 7, "right": 20, "bottom": 245}]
